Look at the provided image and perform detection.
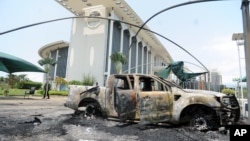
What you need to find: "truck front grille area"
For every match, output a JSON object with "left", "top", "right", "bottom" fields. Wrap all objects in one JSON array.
[
  {"left": 221, "top": 95, "right": 240, "bottom": 110},
  {"left": 220, "top": 95, "right": 240, "bottom": 124}
]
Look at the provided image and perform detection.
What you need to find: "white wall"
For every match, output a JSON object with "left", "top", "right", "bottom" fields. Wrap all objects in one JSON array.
[{"left": 67, "top": 5, "right": 108, "bottom": 86}]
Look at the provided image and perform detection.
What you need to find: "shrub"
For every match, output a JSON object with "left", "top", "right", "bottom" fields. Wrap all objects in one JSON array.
[
  {"left": 68, "top": 80, "right": 82, "bottom": 85},
  {"left": 221, "top": 88, "right": 235, "bottom": 95},
  {"left": 68, "top": 73, "right": 96, "bottom": 86},
  {"left": 18, "top": 81, "right": 42, "bottom": 89},
  {"left": 82, "top": 73, "right": 96, "bottom": 86},
  {"left": 0, "top": 83, "right": 8, "bottom": 90},
  {"left": 36, "top": 89, "right": 44, "bottom": 95}
]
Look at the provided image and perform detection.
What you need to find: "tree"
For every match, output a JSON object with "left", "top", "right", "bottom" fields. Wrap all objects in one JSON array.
[
  {"left": 5, "top": 74, "right": 29, "bottom": 88},
  {"left": 5, "top": 74, "right": 16, "bottom": 89},
  {"left": 0, "top": 76, "right": 4, "bottom": 82},
  {"left": 17, "top": 74, "right": 29, "bottom": 88},
  {"left": 54, "top": 76, "right": 67, "bottom": 91},
  {"left": 110, "top": 52, "right": 127, "bottom": 74},
  {"left": 38, "top": 57, "right": 56, "bottom": 96},
  {"left": 38, "top": 57, "right": 57, "bottom": 73}
]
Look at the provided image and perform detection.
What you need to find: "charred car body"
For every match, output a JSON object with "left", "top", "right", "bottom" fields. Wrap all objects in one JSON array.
[{"left": 64, "top": 74, "right": 240, "bottom": 130}]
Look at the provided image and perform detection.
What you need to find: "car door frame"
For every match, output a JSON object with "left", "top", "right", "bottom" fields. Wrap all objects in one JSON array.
[
  {"left": 137, "top": 75, "right": 173, "bottom": 124},
  {"left": 114, "top": 75, "right": 137, "bottom": 121}
]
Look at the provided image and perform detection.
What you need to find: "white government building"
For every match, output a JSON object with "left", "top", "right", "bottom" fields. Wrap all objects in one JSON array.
[{"left": 38, "top": 0, "right": 173, "bottom": 86}]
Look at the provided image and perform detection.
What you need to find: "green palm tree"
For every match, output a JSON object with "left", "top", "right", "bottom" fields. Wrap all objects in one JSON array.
[
  {"left": 38, "top": 57, "right": 57, "bottom": 73},
  {"left": 38, "top": 57, "right": 56, "bottom": 96},
  {"left": 110, "top": 52, "right": 127, "bottom": 74}
]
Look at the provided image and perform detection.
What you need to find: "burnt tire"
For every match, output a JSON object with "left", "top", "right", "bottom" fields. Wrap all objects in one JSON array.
[
  {"left": 74, "top": 110, "right": 84, "bottom": 115},
  {"left": 189, "top": 111, "right": 219, "bottom": 131},
  {"left": 190, "top": 114, "right": 210, "bottom": 131},
  {"left": 85, "top": 103, "right": 102, "bottom": 117}
]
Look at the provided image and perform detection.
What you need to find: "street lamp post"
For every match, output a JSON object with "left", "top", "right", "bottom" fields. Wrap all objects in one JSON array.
[
  {"left": 232, "top": 33, "right": 244, "bottom": 117},
  {"left": 241, "top": 0, "right": 250, "bottom": 123}
]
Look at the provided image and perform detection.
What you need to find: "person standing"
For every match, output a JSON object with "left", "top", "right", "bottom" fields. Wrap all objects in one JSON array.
[{"left": 43, "top": 82, "right": 51, "bottom": 99}]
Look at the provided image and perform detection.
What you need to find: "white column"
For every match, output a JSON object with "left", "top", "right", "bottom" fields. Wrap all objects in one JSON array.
[
  {"left": 140, "top": 44, "right": 144, "bottom": 73},
  {"left": 120, "top": 27, "right": 124, "bottom": 73},
  {"left": 120, "top": 27, "right": 124, "bottom": 52},
  {"left": 107, "top": 20, "right": 114, "bottom": 75},
  {"left": 142, "top": 46, "right": 145, "bottom": 73},
  {"left": 54, "top": 49, "right": 59, "bottom": 80},
  {"left": 135, "top": 40, "right": 138, "bottom": 73},
  {"left": 128, "top": 36, "right": 132, "bottom": 73},
  {"left": 146, "top": 47, "right": 149, "bottom": 74}
]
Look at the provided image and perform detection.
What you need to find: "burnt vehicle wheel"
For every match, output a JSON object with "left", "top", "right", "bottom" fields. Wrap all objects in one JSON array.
[
  {"left": 85, "top": 103, "right": 103, "bottom": 118},
  {"left": 74, "top": 110, "right": 84, "bottom": 115},
  {"left": 189, "top": 111, "right": 220, "bottom": 131},
  {"left": 181, "top": 105, "right": 219, "bottom": 131},
  {"left": 190, "top": 114, "right": 210, "bottom": 131}
]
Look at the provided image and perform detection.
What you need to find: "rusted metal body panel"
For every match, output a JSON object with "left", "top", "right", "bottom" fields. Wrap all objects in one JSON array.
[
  {"left": 115, "top": 89, "right": 137, "bottom": 120},
  {"left": 170, "top": 87, "right": 222, "bottom": 123},
  {"left": 65, "top": 85, "right": 87, "bottom": 110},
  {"left": 64, "top": 74, "right": 240, "bottom": 127},
  {"left": 139, "top": 91, "right": 173, "bottom": 124}
]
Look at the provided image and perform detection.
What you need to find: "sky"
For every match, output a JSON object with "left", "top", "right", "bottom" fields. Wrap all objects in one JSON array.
[{"left": 0, "top": 0, "right": 244, "bottom": 87}]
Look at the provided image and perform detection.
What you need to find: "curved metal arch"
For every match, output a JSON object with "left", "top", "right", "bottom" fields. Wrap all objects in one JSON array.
[
  {"left": 183, "top": 61, "right": 208, "bottom": 73},
  {"left": 132, "top": 0, "right": 231, "bottom": 71},
  {"left": 0, "top": 16, "right": 206, "bottom": 71},
  {"left": 134, "top": 0, "right": 229, "bottom": 39}
]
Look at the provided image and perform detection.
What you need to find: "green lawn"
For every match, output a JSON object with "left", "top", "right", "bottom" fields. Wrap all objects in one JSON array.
[{"left": 0, "top": 88, "right": 68, "bottom": 96}]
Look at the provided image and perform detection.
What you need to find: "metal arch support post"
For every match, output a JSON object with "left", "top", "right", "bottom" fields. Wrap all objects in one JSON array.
[{"left": 241, "top": 0, "right": 250, "bottom": 123}]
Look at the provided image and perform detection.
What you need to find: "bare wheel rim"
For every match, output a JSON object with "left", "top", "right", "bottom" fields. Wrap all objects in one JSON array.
[{"left": 190, "top": 116, "right": 209, "bottom": 131}]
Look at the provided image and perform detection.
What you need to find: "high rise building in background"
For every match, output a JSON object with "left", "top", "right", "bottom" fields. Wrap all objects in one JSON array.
[
  {"left": 38, "top": 0, "right": 173, "bottom": 86},
  {"left": 210, "top": 69, "right": 222, "bottom": 92}
]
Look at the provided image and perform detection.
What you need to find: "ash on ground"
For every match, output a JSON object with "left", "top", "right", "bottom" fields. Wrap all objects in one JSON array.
[{"left": 0, "top": 96, "right": 247, "bottom": 141}]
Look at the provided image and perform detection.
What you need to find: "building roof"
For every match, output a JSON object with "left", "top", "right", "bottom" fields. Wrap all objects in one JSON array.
[
  {"left": 55, "top": 0, "right": 173, "bottom": 63},
  {"left": 38, "top": 40, "right": 69, "bottom": 58}
]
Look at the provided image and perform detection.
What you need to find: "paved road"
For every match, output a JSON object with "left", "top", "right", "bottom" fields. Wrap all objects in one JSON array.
[{"left": 0, "top": 96, "right": 229, "bottom": 141}]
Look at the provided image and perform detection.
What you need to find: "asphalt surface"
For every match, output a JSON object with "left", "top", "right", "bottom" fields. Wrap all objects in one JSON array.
[{"left": 0, "top": 95, "right": 234, "bottom": 141}]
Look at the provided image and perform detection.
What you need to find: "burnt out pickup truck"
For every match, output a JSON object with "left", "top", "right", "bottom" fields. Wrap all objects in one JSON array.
[{"left": 64, "top": 74, "right": 240, "bottom": 130}]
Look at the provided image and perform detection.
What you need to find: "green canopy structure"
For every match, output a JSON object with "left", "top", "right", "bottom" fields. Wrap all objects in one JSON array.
[
  {"left": 0, "top": 52, "right": 45, "bottom": 74},
  {"left": 157, "top": 61, "right": 207, "bottom": 81}
]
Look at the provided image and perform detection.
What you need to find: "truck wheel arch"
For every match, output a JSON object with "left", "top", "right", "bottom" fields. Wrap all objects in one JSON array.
[
  {"left": 179, "top": 104, "right": 219, "bottom": 130},
  {"left": 78, "top": 98, "right": 104, "bottom": 117}
]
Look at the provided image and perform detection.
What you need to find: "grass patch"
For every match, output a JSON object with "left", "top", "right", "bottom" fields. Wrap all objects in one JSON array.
[{"left": 0, "top": 89, "right": 68, "bottom": 96}]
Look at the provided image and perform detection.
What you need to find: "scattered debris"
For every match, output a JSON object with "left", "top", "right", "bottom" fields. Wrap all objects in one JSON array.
[
  {"left": 218, "top": 127, "right": 228, "bottom": 135},
  {"left": 31, "top": 114, "right": 43, "bottom": 117},
  {"left": 24, "top": 117, "right": 42, "bottom": 125},
  {"left": 0, "top": 96, "right": 235, "bottom": 141}
]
